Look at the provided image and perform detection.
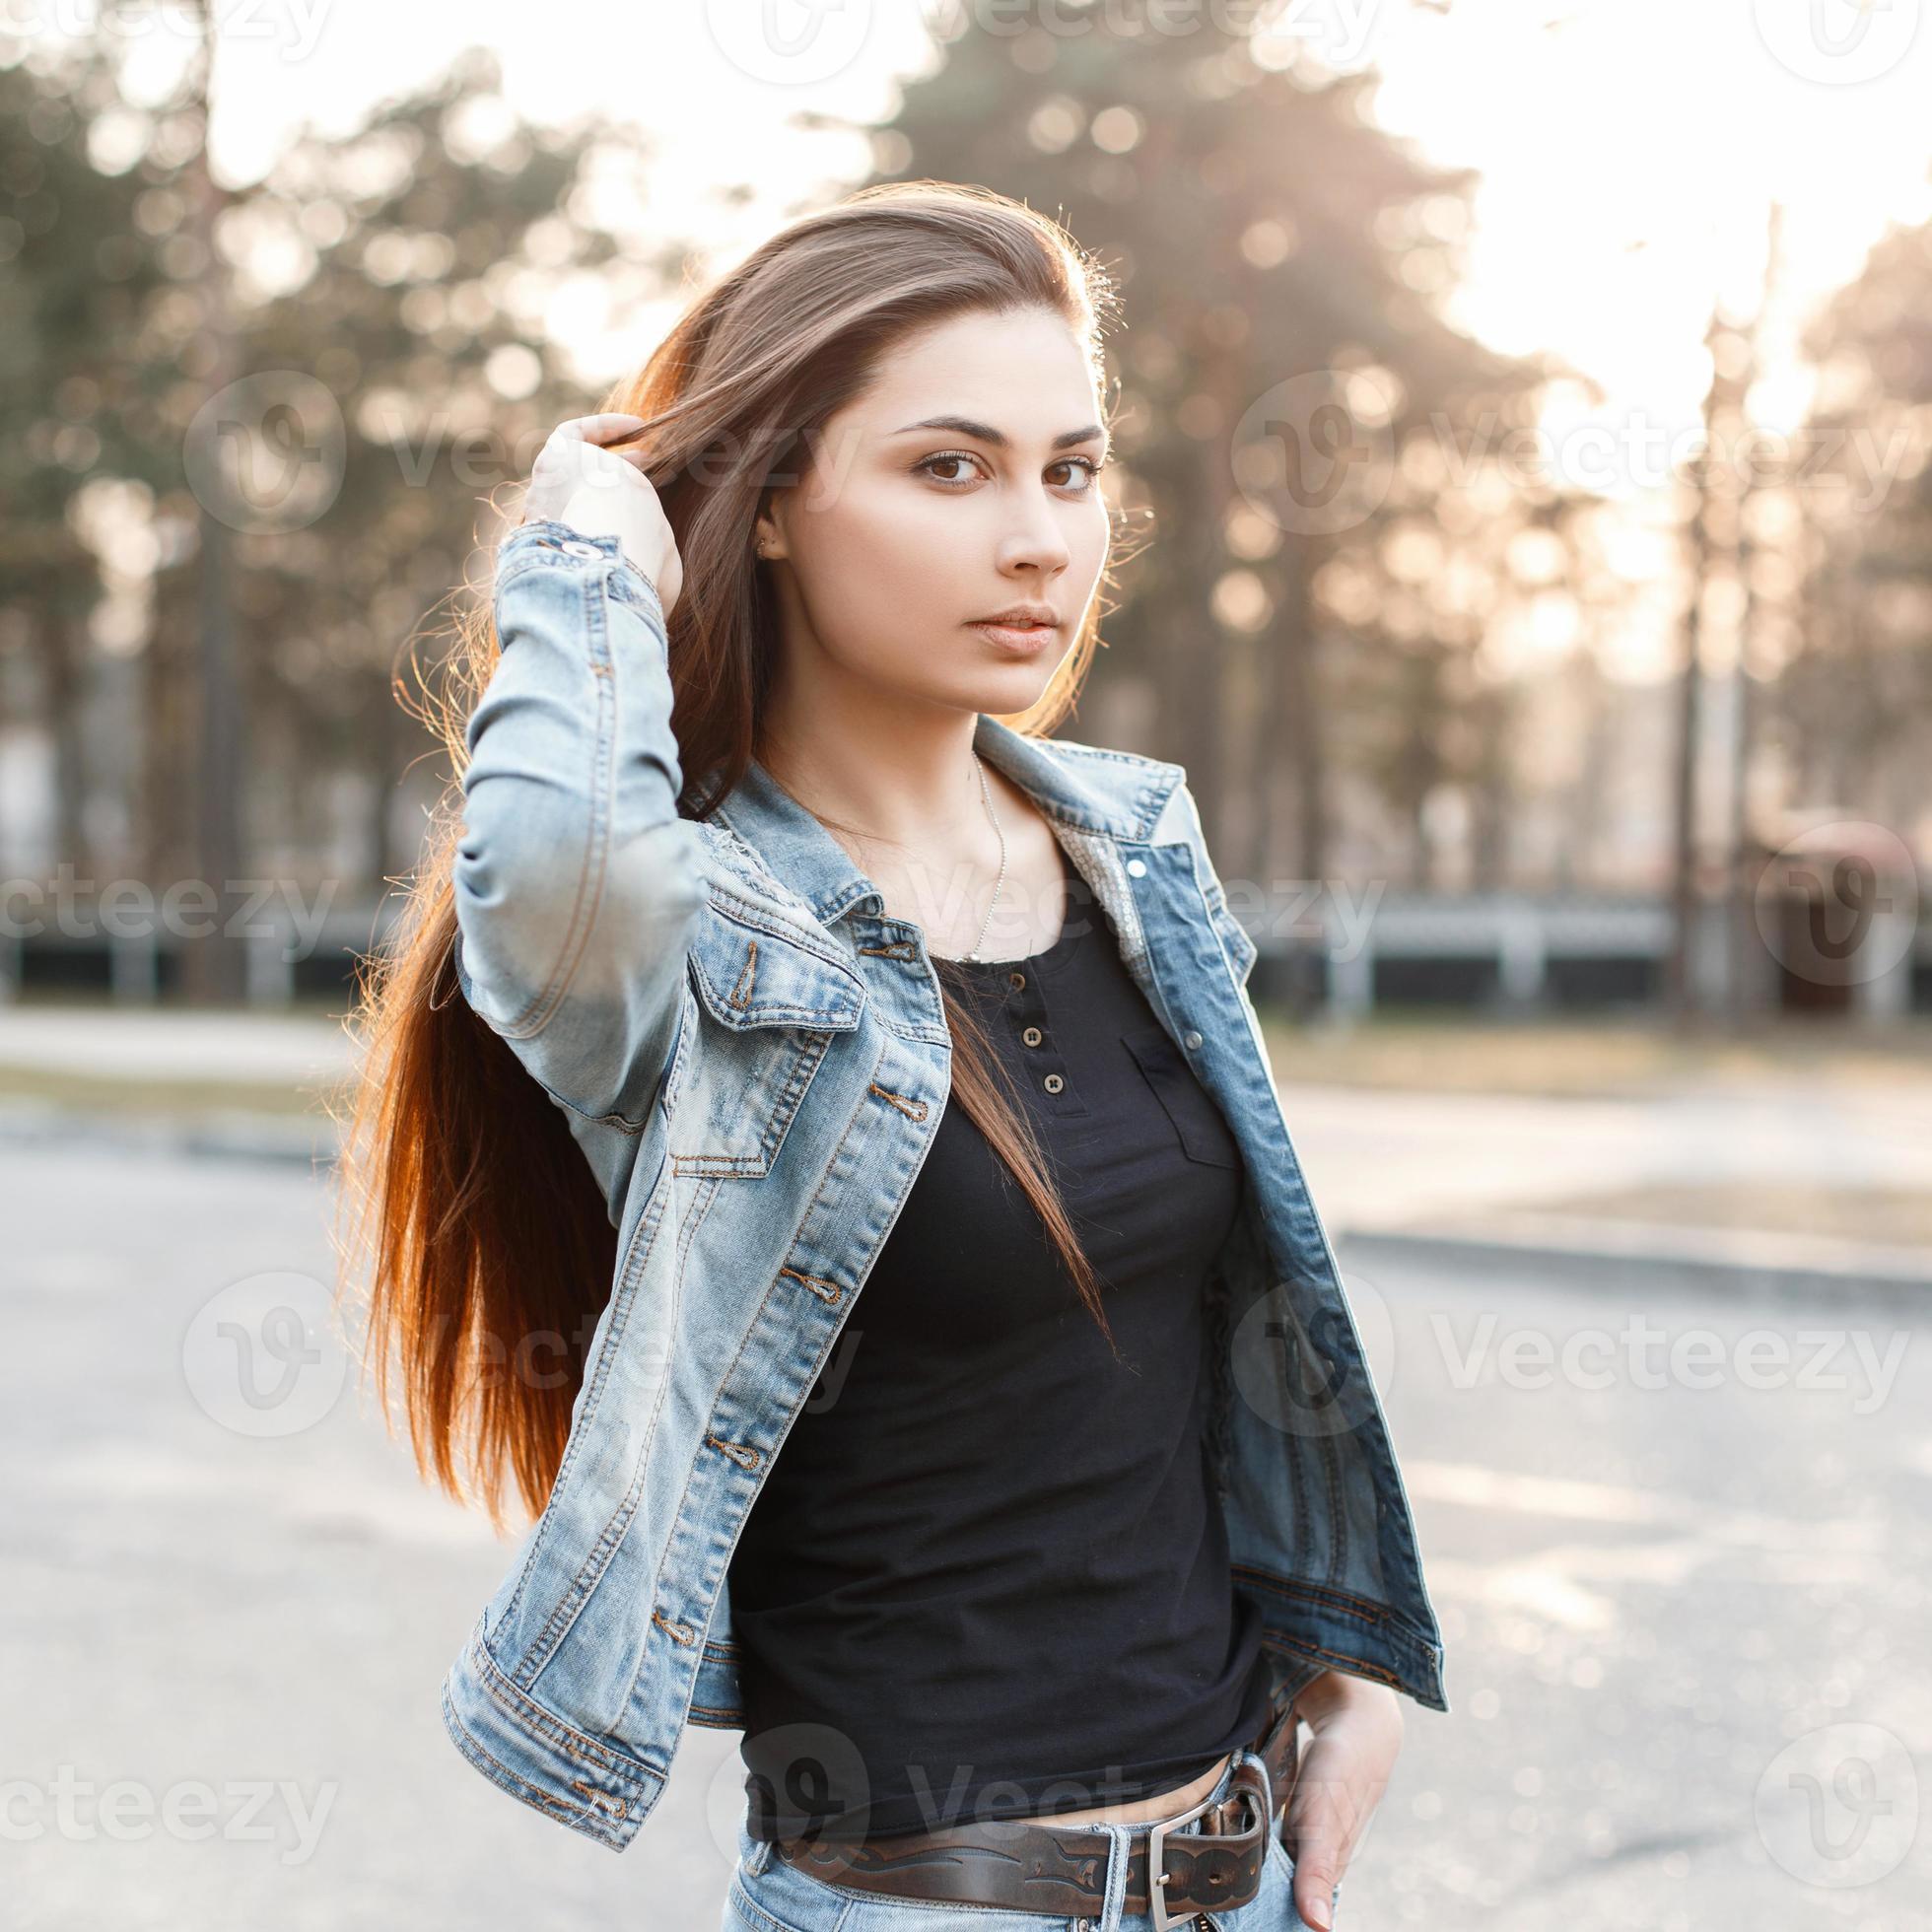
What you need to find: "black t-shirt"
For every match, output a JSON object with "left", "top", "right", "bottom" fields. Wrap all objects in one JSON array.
[{"left": 728, "top": 840, "right": 1275, "bottom": 1843}]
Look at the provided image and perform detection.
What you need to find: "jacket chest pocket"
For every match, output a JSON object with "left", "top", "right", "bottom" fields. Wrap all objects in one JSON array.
[
  {"left": 667, "top": 913, "right": 867, "bottom": 1179},
  {"left": 1122, "top": 1023, "right": 1240, "bottom": 1170}
]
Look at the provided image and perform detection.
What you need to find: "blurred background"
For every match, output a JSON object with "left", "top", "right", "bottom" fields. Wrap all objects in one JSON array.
[{"left": 4, "top": 2, "right": 1929, "bottom": 1928}]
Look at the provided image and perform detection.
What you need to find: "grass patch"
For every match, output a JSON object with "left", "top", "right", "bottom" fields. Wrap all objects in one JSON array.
[
  {"left": 0, "top": 1064, "right": 335, "bottom": 1118},
  {"left": 1468, "top": 1182, "right": 1932, "bottom": 1247},
  {"left": 1258, "top": 1008, "right": 1932, "bottom": 1097}
]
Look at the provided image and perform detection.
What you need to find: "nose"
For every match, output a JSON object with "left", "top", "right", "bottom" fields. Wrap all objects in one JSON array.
[{"left": 994, "top": 488, "right": 1074, "bottom": 584}]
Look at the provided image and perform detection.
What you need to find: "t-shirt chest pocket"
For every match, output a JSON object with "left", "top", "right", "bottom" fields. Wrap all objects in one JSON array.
[
  {"left": 669, "top": 913, "right": 867, "bottom": 1179},
  {"left": 1121, "top": 1023, "right": 1240, "bottom": 1170}
]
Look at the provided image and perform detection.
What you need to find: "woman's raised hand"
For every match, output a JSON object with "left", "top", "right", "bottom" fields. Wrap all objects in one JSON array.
[{"left": 517, "top": 412, "right": 683, "bottom": 617}]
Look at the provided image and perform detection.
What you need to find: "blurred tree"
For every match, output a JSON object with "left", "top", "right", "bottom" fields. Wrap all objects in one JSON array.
[
  {"left": 148, "top": 46, "right": 683, "bottom": 956},
  {"left": 1794, "top": 215, "right": 1932, "bottom": 836},
  {"left": 4, "top": 7, "right": 1674, "bottom": 1002},
  {"left": 0, "top": 30, "right": 688, "bottom": 997},
  {"left": 0, "top": 39, "right": 171, "bottom": 878}
]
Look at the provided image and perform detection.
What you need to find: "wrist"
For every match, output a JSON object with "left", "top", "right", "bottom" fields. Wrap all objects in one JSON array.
[{"left": 1292, "top": 1670, "right": 1384, "bottom": 1723}]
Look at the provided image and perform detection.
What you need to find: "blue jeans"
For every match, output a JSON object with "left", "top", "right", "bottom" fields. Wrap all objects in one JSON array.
[{"left": 723, "top": 1743, "right": 1337, "bottom": 1930}]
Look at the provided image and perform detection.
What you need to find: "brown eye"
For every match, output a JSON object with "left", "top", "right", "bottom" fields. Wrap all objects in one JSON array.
[{"left": 915, "top": 452, "right": 981, "bottom": 486}]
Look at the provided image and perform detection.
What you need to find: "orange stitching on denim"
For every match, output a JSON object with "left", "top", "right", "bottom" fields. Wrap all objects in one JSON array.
[
  {"left": 706, "top": 1434, "right": 762, "bottom": 1471},
  {"left": 728, "top": 936, "right": 757, "bottom": 1007},
  {"left": 472, "top": 1631, "right": 659, "bottom": 1780},
  {"left": 1260, "top": 1632, "right": 1401, "bottom": 1687},
  {"left": 445, "top": 1698, "right": 584, "bottom": 1822},
  {"left": 868, "top": 1082, "right": 929, "bottom": 1122},
  {"left": 652, "top": 1609, "right": 697, "bottom": 1646},
  {"left": 778, "top": 1265, "right": 844, "bottom": 1304},
  {"left": 557, "top": 1728, "right": 632, "bottom": 1777},
  {"left": 857, "top": 940, "right": 918, "bottom": 960},
  {"left": 513, "top": 574, "right": 613, "bottom": 1037},
  {"left": 1232, "top": 1564, "right": 1391, "bottom": 1625},
  {"left": 569, "top": 1778, "right": 630, "bottom": 1820}
]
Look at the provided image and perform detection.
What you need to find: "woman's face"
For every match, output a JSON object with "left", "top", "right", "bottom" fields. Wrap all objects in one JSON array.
[{"left": 754, "top": 306, "right": 1111, "bottom": 719}]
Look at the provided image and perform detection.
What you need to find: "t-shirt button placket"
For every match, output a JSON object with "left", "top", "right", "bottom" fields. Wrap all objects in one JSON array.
[{"left": 1009, "top": 978, "right": 1082, "bottom": 1114}]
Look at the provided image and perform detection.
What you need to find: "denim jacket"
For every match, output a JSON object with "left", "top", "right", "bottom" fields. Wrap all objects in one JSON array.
[{"left": 441, "top": 518, "right": 1449, "bottom": 1851}]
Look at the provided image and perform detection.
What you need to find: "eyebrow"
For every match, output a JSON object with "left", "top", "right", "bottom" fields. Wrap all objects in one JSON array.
[{"left": 890, "top": 414, "right": 1108, "bottom": 453}]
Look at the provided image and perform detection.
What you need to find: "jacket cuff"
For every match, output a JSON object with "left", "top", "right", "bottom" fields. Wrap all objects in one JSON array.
[{"left": 497, "top": 518, "right": 663, "bottom": 616}]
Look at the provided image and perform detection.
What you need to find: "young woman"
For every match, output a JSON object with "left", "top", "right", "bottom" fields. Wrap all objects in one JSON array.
[{"left": 339, "top": 181, "right": 1446, "bottom": 1932}]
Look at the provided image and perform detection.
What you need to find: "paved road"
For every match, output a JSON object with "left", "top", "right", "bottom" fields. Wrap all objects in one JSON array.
[
  {"left": 7, "top": 1136, "right": 1928, "bottom": 1930},
  {"left": 1282, "top": 1078, "right": 1932, "bottom": 1231},
  {"left": 8, "top": 1008, "right": 1932, "bottom": 1225}
]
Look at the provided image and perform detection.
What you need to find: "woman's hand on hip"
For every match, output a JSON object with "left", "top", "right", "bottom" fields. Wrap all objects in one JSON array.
[{"left": 1283, "top": 1671, "right": 1403, "bottom": 1930}]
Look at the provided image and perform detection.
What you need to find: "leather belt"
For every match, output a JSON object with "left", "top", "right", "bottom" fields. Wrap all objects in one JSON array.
[{"left": 771, "top": 1691, "right": 1301, "bottom": 1927}]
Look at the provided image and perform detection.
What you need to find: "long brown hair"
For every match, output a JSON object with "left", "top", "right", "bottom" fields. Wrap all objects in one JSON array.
[{"left": 331, "top": 180, "right": 1142, "bottom": 1531}]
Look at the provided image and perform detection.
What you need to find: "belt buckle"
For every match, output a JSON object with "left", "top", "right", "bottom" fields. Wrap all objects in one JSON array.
[{"left": 1145, "top": 1773, "right": 1262, "bottom": 1932}]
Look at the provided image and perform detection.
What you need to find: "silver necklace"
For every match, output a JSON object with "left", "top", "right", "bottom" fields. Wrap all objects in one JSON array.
[{"left": 958, "top": 751, "right": 1007, "bottom": 963}]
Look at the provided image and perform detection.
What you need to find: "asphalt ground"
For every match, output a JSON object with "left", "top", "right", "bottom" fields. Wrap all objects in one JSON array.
[{"left": 7, "top": 1130, "right": 1928, "bottom": 1930}]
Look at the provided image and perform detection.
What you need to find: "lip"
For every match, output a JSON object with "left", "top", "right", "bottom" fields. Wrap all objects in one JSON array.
[
  {"left": 969, "top": 614, "right": 1061, "bottom": 655},
  {"left": 976, "top": 602, "right": 1058, "bottom": 627}
]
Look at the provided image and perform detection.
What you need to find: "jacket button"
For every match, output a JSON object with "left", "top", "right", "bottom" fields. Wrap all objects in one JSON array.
[
  {"left": 1183, "top": 1030, "right": 1204, "bottom": 1051},
  {"left": 1009, "top": 970, "right": 1026, "bottom": 990},
  {"left": 1125, "top": 858, "right": 1147, "bottom": 877},
  {"left": 560, "top": 539, "right": 601, "bottom": 559},
  {"left": 1021, "top": 1024, "right": 1043, "bottom": 1047},
  {"left": 1044, "top": 1073, "right": 1065, "bottom": 1094}
]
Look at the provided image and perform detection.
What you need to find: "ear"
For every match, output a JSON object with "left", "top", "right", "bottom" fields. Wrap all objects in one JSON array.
[{"left": 753, "top": 495, "right": 789, "bottom": 563}]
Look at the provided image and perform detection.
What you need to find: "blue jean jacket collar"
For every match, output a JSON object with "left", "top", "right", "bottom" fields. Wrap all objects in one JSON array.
[{"left": 710, "top": 711, "right": 1186, "bottom": 934}]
